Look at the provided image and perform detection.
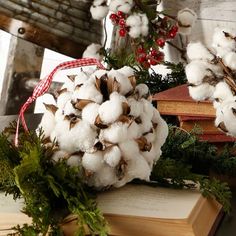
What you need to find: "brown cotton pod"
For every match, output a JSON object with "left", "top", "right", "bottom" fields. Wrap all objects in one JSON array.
[
  {"left": 95, "top": 76, "right": 101, "bottom": 91},
  {"left": 67, "top": 75, "right": 77, "bottom": 82},
  {"left": 135, "top": 116, "right": 142, "bottom": 124},
  {"left": 128, "top": 75, "right": 137, "bottom": 88},
  {"left": 217, "top": 121, "right": 228, "bottom": 133},
  {"left": 43, "top": 103, "right": 58, "bottom": 114},
  {"left": 69, "top": 118, "right": 80, "bottom": 130},
  {"left": 117, "top": 115, "right": 132, "bottom": 124},
  {"left": 56, "top": 88, "right": 68, "bottom": 97},
  {"left": 232, "top": 107, "right": 236, "bottom": 116},
  {"left": 94, "top": 115, "right": 108, "bottom": 129},
  {"left": 122, "top": 102, "right": 131, "bottom": 115},
  {"left": 73, "top": 99, "right": 93, "bottom": 110},
  {"left": 135, "top": 136, "right": 152, "bottom": 152},
  {"left": 115, "top": 158, "right": 127, "bottom": 180},
  {"left": 107, "top": 77, "right": 120, "bottom": 94}
]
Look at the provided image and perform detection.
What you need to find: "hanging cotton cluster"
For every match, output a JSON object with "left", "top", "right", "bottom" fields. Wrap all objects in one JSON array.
[
  {"left": 186, "top": 27, "right": 236, "bottom": 137},
  {"left": 126, "top": 13, "right": 149, "bottom": 38},
  {"left": 37, "top": 67, "right": 168, "bottom": 189},
  {"left": 177, "top": 8, "right": 197, "bottom": 35}
]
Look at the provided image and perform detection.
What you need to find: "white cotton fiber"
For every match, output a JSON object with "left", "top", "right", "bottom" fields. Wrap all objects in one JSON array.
[
  {"left": 127, "top": 121, "right": 141, "bottom": 139},
  {"left": 139, "top": 114, "right": 153, "bottom": 134},
  {"left": 223, "top": 52, "right": 236, "bottom": 70},
  {"left": 74, "top": 71, "right": 89, "bottom": 86},
  {"left": 100, "top": 122, "right": 128, "bottom": 143},
  {"left": 104, "top": 145, "right": 121, "bottom": 167},
  {"left": 188, "top": 83, "right": 215, "bottom": 101},
  {"left": 119, "top": 140, "right": 139, "bottom": 160},
  {"left": 82, "top": 43, "right": 103, "bottom": 61},
  {"left": 52, "top": 150, "right": 69, "bottom": 163},
  {"left": 109, "top": 0, "right": 133, "bottom": 13},
  {"left": 57, "top": 90, "right": 72, "bottom": 110},
  {"left": 127, "top": 97, "right": 142, "bottom": 117},
  {"left": 126, "top": 14, "right": 141, "bottom": 27},
  {"left": 213, "top": 82, "right": 233, "bottom": 108},
  {"left": 117, "top": 66, "right": 134, "bottom": 78},
  {"left": 90, "top": 5, "right": 109, "bottom": 20},
  {"left": 222, "top": 100, "right": 236, "bottom": 136},
  {"left": 212, "top": 28, "right": 236, "bottom": 50},
  {"left": 187, "top": 42, "right": 214, "bottom": 61},
  {"left": 63, "top": 100, "right": 80, "bottom": 116},
  {"left": 140, "top": 98, "right": 154, "bottom": 119},
  {"left": 154, "top": 116, "right": 168, "bottom": 147},
  {"left": 82, "top": 102, "right": 100, "bottom": 125},
  {"left": 134, "top": 83, "right": 149, "bottom": 99},
  {"left": 82, "top": 151, "right": 104, "bottom": 172},
  {"left": 67, "top": 155, "right": 81, "bottom": 167}
]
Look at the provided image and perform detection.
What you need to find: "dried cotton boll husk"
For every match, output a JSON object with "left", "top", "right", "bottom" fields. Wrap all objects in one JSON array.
[
  {"left": 82, "top": 102, "right": 100, "bottom": 126},
  {"left": 72, "top": 80, "right": 103, "bottom": 104},
  {"left": 100, "top": 122, "right": 128, "bottom": 144},
  {"left": 63, "top": 100, "right": 80, "bottom": 116},
  {"left": 223, "top": 51, "right": 236, "bottom": 70},
  {"left": 177, "top": 8, "right": 197, "bottom": 35},
  {"left": 104, "top": 145, "right": 121, "bottom": 167},
  {"left": 212, "top": 28, "right": 236, "bottom": 50},
  {"left": 213, "top": 82, "right": 234, "bottom": 108},
  {"left": 187, "top": 42, "right": 214, "bottom": 61},
  {"left": 188, "top": 83, "right": 215, "bottom": 101},
  {"left": 82, "top": 151, "right": 104, "bottom": 172},
  {"left": 108, "top": 70, "right": 133, "bottom": 95},
  {"left": 82, "top": 43, "right": 103, "bottom": 61}
]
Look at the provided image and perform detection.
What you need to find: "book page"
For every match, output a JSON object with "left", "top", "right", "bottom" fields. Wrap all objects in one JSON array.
[
  {"left": 0, "top": 192, "right": 31, "bottom": 234},
  {"left": 97, "top": 184, "right": 201, "bottom": 219}
]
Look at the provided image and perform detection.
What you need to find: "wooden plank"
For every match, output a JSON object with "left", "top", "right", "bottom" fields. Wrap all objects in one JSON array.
[{"left": 0, "top": 14, "right": 87, "bottom": 58}]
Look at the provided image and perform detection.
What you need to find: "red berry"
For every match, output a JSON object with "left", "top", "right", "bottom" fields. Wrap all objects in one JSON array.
[
  {"left": 117, "top": 11, "right": 124, "bottom": 18},
  {"left": 142, "top": 61, "right": 150, "bottom": 69},
  {"left": 156, "top": 38, "right": 165, "bottom": 47},
  {"left": 119, "top": 28, "right": 126, "bottom": 37},
  {"left": 109, "top": 13, "right": 118, "bottom": 24},
  {"left": 136, "top": 45, "right": 145, "bottom": 54},
  {"left": 119, "top": 19, "right": 126, "bottom": 27},
  {"left": 149, "top": 58, "right": 158, "bottom": 66},
  {"left": 156, "top": 51, "right": 164, "bottom": 62},
  {"left": 150, "top": 49, "right": 158, "bottom": 57},
  {"left": 137, "top": 53, "right": 147, "bottom": 63},
  {"left": 171, "top": 25, "right": 179, "bottom": 33},
  {"left": 168, "top": 30, "right": 177, "bottom": 38}
]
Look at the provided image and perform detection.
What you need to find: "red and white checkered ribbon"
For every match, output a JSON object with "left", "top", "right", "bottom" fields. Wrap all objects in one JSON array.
[{"left": 15, "top": 58, "right": 106, "bottom": 146}]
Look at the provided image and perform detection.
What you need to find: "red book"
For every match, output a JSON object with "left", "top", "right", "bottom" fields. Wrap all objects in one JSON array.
[{"left": 152, "top": 85, "right": 216, "bottom": 117}]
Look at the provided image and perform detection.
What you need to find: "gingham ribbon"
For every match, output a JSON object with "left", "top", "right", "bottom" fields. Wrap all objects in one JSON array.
[{"left": 15, "top": 58, "right": 106, "bottom": 146}]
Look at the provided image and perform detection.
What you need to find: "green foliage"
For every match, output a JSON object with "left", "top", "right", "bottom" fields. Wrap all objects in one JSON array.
[{"left": 0, "top": 125, "right": 108, "bottom": 236}]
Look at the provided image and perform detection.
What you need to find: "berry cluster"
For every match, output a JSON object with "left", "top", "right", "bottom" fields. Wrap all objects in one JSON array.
[
  {"left": 136, "top": 45, "right": 164, "bottom": 68},
  {"left": 109, "top": 11, "right": 128, "bottom": 37}
]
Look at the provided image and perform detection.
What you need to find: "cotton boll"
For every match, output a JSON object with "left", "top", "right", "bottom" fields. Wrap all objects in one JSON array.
[
  {"left": 127, "top": 154, "right": 151, "bottom": 181},
  {"left": 52, "top": 150, "right": 69, "bottom": 163},
  {"left": 90, "top": 69, "right": 107, "bottom": 81},
  {"left": 63, "top": 100, "right": 80, "bottom": 116},
  {"left": 222, "top": 102, "right": 236, "bottom": 136},
  {"left": 223, "top": 51, "right": 236, "bottom": 70},
  {"left": 108, "top": 70, "right": 133, "bottom": 95},
  {"left": 185, "top": 60, "right": 213, "bottom": 85},
  {"left": 213, "top": 82, "right": 233, "bottom": 108},
  {"left": 100, "top": 122, "right": 128, "bottom": 143},
  {"left": 177, "top": 8, "right": 197, "bottom": 35},
  {"left": 117, "top": 66, "right": 134, "bottom": 78},
  {"left": 57, "top": 89, "right": 72, "bottom": 110},
  {"left": 37, "top": 105, "right": 57, "bottom": 138},
  {"left": 55, "top": 108, "right": 64, "bottom": 123},
  {"left": 212, "top": 28, "right": 236, "bottom": 50},
  {"left": 74, "top": 71, "right": 89, "bottom": 86},
  {"left": 82, "top": 43, "right": 103, "bottom": 61},
  {"left": 82, "top": 151, "right": 104, "bottom": 172},
  {"left": 92, "top": 164, "right": 118, "bottom": 188},
  {"left": 188, "top": 83, "right": 215, "bottom": 101},
  {"left": 128, "top": 26, "right": 141, "bottom": 38},
  {"left": 98, "top": 97, "right": 123, "bottom": 124},
  {"left": 187, "top": 42, "right": 214, "bottom": 61},
  {"left": 82, "top": 102, "right": 100, "bottom": 126},
  {"left": 142, "top": 144, "right": 161, "bottom": 167},
  {"left": 67, "top": 155, "right": 82, "bottom": 167},
  {"left": 104, "top": 145, "right": 121, "bottom": 167},
  {"left": 73, "top": 80, "right": 103, "bottom": 104},
  {"left": 127, "top": 121, "right": 141, "bottom": 139},
  {"left": 141, "top": 25, "right": 149, "bottom": 37},
  {"left": 126, "top": 14, "right": 141, "bottom": 27},
  {"left": 139, "top": 114, "right": 153, "bottom": 134},
  {"left": 127, "top": 97, "right": 142, "bottom": 117},
  {"left": 140, "top": 98, "right": 154, "bottom": 119},
  {"left": 154, "top": 116, "right": 168, "bottom": 147},
  {"left": 109, "top": 0, "right": 133, "bottom": 14},
  {"left": 90, "top": 5, "right": 109, "bottom": 20},
  {"left": 118, "top": 1, "right": 133, "bottom": 13},
  {"left": 215, "top": 107, "right": 224, "bottom": 130},
  {"left": 61, "top": 79, "right": 75, "bottom": 92},
  {"left": 134, "top": 83, "right": 150, "bottom": 99},
  {"left": 119, "top": 140, "right": 139, "bottom": 161}
]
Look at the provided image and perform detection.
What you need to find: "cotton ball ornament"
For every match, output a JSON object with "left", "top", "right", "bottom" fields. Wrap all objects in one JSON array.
[
  {"left": 90, "top": 0, "right": 109, "bottom": 20},
  {"left": 188, "top": 83, "right": 215, "bottom": 101},
  {"left": 177, "top": 8, "right": 197, "bottom": 35},
  {"left": 187, "top": 42, "right": 214, "bottom": 61}
]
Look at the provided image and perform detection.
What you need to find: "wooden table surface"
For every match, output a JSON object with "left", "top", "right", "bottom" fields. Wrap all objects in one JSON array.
[{"left": 0, "top": 114, "right": 235, "bottom": 236}]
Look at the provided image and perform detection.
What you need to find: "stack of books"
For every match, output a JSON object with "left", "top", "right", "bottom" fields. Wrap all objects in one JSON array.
[{"left": 152, "top": 84, "right": 236, "bottom": 144}]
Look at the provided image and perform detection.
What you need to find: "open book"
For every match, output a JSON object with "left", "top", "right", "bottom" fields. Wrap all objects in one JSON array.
[
  {"left": 0, "top": 193, "right": 31, "bottom": 236},
  {"left": 62, "top": 184, "right": 223, "bottom": 236}
]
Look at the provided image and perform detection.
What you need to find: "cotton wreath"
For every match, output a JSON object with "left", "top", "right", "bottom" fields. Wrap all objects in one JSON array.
[
  {"left": 186, "top": 27, "right": 236, "bottom": 137},
  {"left": 37, "top": 67, "right": 168, "bottom": 189}
]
